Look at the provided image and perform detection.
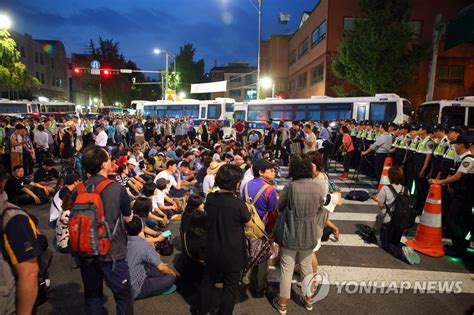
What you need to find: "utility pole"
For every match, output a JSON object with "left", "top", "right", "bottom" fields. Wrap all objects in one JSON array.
[
  {"left": 257, "top": 0, "right": 262, "bottom": 100},
  {"left": 165, "top": 52, "right": 169, "bottom": 92},
  {"left": 426, "top": 14, "right": 443, "bottom": 102}
]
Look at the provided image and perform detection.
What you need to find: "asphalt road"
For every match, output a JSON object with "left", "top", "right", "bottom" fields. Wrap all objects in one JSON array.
[{"left": 29, "top": 164, "right": 474, "bottom": 314}]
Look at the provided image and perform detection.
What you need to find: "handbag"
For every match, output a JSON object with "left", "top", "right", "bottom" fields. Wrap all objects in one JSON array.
[
  {"left": 155, "top": 237, "right": 174, "bottom": 256},
  {"left": 290, "top": 141, "right": 301, "bottom": 155},
  {"left": 272, "top": 183, "right": 296, "bottom": 248},
  {"left": 242, "top": 220, "right": 274, "bottom": 284}
]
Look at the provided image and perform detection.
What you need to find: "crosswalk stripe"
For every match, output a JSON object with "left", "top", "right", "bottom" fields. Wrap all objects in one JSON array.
[
  {"left": 267, "top": 266, "right": 474, "bottom": 293},
  {"left": 320, "top": 233, "right": 452, "bottom": 248},
  {"left": 341, "top": 198, "right": 377, "bottom": 205},
  {"left": 330, "top": 212, "right": 377, "bottom": 222}
]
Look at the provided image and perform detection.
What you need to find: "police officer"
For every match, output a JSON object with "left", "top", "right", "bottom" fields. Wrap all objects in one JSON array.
[
  {"left": 413, "top": 124, "right": 435, "bottom": 213},
  {"left": 391, "top": 124, "right": 408, "bottom": 167},
  {"left": 430, "top": 135, "right": 474, "bottom": 258},
  {"left": 429, "top": 124, "right": 450, "bottom": 179},
  {"left": 361, "top": 122, "right": 392, "bottom": 184}
]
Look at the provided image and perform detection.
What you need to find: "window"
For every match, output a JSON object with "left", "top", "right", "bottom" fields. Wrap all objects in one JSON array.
[
  {"left": 417, "top": 103, "right": 440, "bottom": 125},
  {"left": 20, "top": 46, "right": 25, "bottom": 58},
  {"left": 343, "top": 17, "right": 357, "bottom": 31},
  {"left": 0, "top": 103, "right": 28, "bottom": 113},
  {"left": 248, "top": 105, "right": 269, "bottom": 121},
  {"left": 35, "top": 72, "right": 40, "bottom": 80},
  {"left": 298, "top": 37, "right": 309, "bottom": 58},
  {"left": 233, "top": 110, "right": 246, "bottom": 122},
  {"left": 229, "top": 75, "right": 241, "bottom": 83},
  {"left": 289, "top": 80, "right": 295, "bottom": 91},
  {"left": 207, "top": 104, "right": 222, "bottom": 119},
  {"left": 53, "top": 78, "right": 64, "bottom": 88},
  {"left": 409, "top": 21, "right": 422, "bottom": 38},
  {"left": 311, "top": 20, "right": 327, "bottom": 47},
  {"left": 289, "top": 50, "right": 296, "bottom": 65},
  {"left": 369, "top": 102, "right": 397, "bottom": 122},
  {"left": 297, "top": 72, "right": 307, "bottom": 90},
  {"left": 403, "top": 100, "right": 413, "bottom": 116},
  {"left": 225, "top": 103, "right": 234, "bottom": 113},
  {"left": 183, "top": 105, "right": 199, "bottom": 117},
  {"left": 311, "top": 63, "right": 324, "bottom": 84},
  {"left": 35, "top": 52, "right": 39, "bottom": 63},
  {"left": 323, "top": 103, "right": 353, "bottom": 120},
  {"left": 245, "top": 74, "right": 256, "bottom": 86},
  {"left": 229, "top": 89, "right": 241, "bottom": 97},
  {"left": 51, "top": 59, "right": 55, "bottom": 68},
  {"left": 441, "top": 106, "right": 466, "bottom": 126},
  {"left": 40, "top": 54, "right": 44, "bottom": 65},
  {"left": 468, "top": 108, "right": 474, "bottom": 129},
  {"left": 40, "top": 73, "right": 45, "bottom": 84},
  {"left": 200, "top": 107, "right": 206, "bottom": 119},
  {"left": 438, "top": 65, "right": 464, "bottom": 83}
]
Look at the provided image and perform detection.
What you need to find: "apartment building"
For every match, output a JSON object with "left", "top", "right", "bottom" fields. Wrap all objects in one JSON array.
[{"left": 209, "top": 62, "right": 257, "bottom": 101}]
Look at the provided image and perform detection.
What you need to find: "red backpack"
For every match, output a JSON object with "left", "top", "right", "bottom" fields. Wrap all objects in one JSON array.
[{"left": 68, "top": 179, "right": 115, "bottom": 258}]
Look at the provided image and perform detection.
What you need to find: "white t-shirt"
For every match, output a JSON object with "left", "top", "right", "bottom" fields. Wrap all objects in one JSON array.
[
  {"left": 304, "top": 132, "right": 317, "bottom": 153},
  {"left": 202, "top": 174, "right": 215, "bottom": 195},
  {"left": 95, "top": 130, "right": 108, "bottom": 147},
  {"left": 152, "top": 190, "right": 166, "bottom": 209},
  {"left": 154, "top": 170, "right": 177, "bottom": 194},
  {"left": 240, "top": 168, "right": 254, "bottom": 196}
]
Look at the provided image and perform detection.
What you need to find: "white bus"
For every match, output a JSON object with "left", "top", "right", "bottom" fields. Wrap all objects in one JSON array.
[
  {"left": 39, "top": 101, "right": 77, "bottom": 116},
  {"left": 234, "top": 94, "right": 412, "bottom": 132},
  {"left": 0, "top": 99, "right": 40, "bottom": 117},
  {"left": 416, "top": 96, "right": 474, "bottom": 130},
  {"left": 98, "top": 106, "right": 125, "bottom": 116},
  {"left": 137, "top": 98, "right": 235, "bottom": 121}
]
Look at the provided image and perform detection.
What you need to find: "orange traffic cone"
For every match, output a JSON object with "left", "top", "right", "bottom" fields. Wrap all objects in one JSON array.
[
  {"left": 405, "top": 184, "right": 444, "bottom": 257},
  {"left": 372, "top": 156, "right": 392, "bottom": 200}
]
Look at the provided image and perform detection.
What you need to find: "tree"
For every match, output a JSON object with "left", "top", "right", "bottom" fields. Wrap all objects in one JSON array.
[
  {"left": 170, "top": 44, "right": 209, "bottom": 100},
  {"left": 331, "top": 0, "right": 428, "bottom": 95},
  {"left": 0, "top": 29, "right": 39, "bottom": 98}
]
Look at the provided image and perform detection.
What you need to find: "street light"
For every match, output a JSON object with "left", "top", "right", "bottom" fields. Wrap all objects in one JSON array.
[
  {"left": 245, "top": 1, "right": 263, "bottom": 99},
  {"left": 0, "top": 13, "right": 12, "bottom": 29},
  {"left": 260, "top": 77, "right": 275, "bottom": 98},
  {"left": 153, "top": 48, "right": 177, "bottom": 92}
]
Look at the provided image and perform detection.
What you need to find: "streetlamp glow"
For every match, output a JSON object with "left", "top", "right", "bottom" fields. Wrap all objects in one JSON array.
[
  {"left": 153, "top": 48, "right": 161, "bottom": 55},
  {"left": 93, "top": 97, "right": 99, "bottom": 103},
  {"left": 178, "top": 92, "right": 186, "bottom": 99},
  {"left": 0, "top": 13, "right": 12, "bottom": 29},
  {"left": 260, "top": 77, "right": 273, "bottom": 89}
]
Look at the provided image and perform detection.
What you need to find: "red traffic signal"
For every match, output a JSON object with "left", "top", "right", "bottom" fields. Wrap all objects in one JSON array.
[
  {"left": 102, "top": 69, "right": 111, "bottom": 76},
  {"left": 73, "top": 67, "right": 81, "bottom": 75}
]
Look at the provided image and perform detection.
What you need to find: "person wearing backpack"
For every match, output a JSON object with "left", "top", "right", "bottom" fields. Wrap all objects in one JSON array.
[
  {"left": 0, "top": 164, "right": 42, "bottom": 315},
  {"left": 241, "top": 158, "right": 278, "bottom": 298},
  {"left": 375, "top": 166, "right": 420, "bottom": 265},
  {"left": 70, "top": 145, "right": 134, "bottom": 314}
]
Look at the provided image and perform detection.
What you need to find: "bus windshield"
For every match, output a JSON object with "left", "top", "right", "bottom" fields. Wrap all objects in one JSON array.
[
  {"left": 417, "top": 103, "right": 440, "bottom": 125},
  {"left": 369, "top": 102, "right": 397, "bottom": 122}
]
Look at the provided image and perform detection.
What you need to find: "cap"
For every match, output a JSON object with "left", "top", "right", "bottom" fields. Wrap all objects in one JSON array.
[
  {"left": 128, "top": 158, "right": 139, "bottom": 166},
  {"left": 432, "top": 124, "right": 447, "bottom": 133},
  {"left": 191, "top": 148, "right": 199, "bottom": 152},
  {"left": 450, "top": 135, "right": 473, "bottom": 146},
  {"left": 157, "top": 152, "right": 165, "bottom": 156},
  {"left": 214, "top": 143, "right": 221, "bottom": 149},
  {"left": 224, "top": 152, "right": 234, "bottom": 159},
  {"left": 448, "top": 126, "right": 464, "bottom": 134},
  {"left": 155, "top": 178, "right": 170, "bottom": 190},
  {"left": 252, "top": 158, "right": 277, "bottom": 175},
  {"left": 207, "top": 160, "right": 225, "bottom": 175}
]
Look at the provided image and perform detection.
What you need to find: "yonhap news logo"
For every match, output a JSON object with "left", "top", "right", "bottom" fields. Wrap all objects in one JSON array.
[{"left": 301, "top": 272, "right": 464, "bottom": 303}]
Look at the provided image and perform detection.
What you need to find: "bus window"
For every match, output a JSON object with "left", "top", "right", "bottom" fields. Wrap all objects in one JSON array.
[
  {"left": 308, "top": 111, "right": 321, "bottom": 120},
  {"left": 403, "top": 100, "right": 412, "bottom": 115},
  {"left": 417, "top": 103, "right": 439, "bottom": 124},
  {"left": 225, "top": 103, "right": 234, "bottom": 113},
  {"left": 207, "top": 104, "right": 221, "bottom": 119},
  {"left": 233, "top": 110, "right": 246, "bottom": 121},
  {"left": 183, "top": 105, "right": 199, "bottom": 118},
  {"left": 441, "top": 106, "right": 466, "bottom": 126},
  {"left": 468, "top": 108, "right": 474, "bottom": 129},
  {"left": 324, "top": 103, "right": 352, "bottom": 120},
  {"left": 200, "top": 106, "right": 206, "bottom": 119},
  {"left": 168, "top": 105, "right": 184, "bottom": 117},
  {"left": 369, "top": 102, "right": 397, "bottom": 122}
]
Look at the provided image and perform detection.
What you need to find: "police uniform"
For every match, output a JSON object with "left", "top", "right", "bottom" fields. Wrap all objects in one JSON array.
[
  {"left": 413, "top": 134, "right": 435, "bottom": 212},
  {"left": 430, "top": 135, "right": 450, "bottom": 179},
  {"left": 370, "top": 129, "right": 392, "bottom": 183},
  {"left": 392, "top": 134, "right": 403, "bottom": 166},
  {"left": 447, "top": 147, "right": 474, "bottom": 257}
]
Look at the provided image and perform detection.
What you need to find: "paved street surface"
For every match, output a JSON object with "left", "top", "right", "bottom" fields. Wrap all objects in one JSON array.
[{"left": 31, "top": 163, "right": 474, "bottom": 314}]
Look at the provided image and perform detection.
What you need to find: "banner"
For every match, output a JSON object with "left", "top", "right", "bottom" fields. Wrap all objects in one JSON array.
[{"left": 191, "top": 80, "right": 227, "bottom": 94}]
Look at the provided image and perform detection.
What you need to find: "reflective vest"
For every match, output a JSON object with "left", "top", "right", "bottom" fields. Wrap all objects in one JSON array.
[
  {"left": 350, "top": 129, "right": 357, "bottom": 137},
  {"left": 392, "top": 136, "right": 402, "bottom": 149},
  {"left": 408, "top": 136, "right": 420, "bottom": 151},
  {"left": 399, "top": 135, "right": 410, "bottom": 150},
  {"left": 0, "top": 127, "right": 5, "bottom": 154},
  {"left": 433, "top": 136, "right": 449, "bottom": 157},
  {"left": 361, "top": 131, "right": 367, "bottom": 139},
  {"left": 50, "top": 120, "right": 57, "bottom": 136},
  {"left": 442, "top": 144, "right": 456, "bottom": 161},
  {"left": 416, "top": 136, "right": 434, "bottom": 154},
  {"left": 356, "top": 130, "right": 363, "bottom": 138},
  {"left": 366, "top": 131, "right": 375, "bottom": 141}
]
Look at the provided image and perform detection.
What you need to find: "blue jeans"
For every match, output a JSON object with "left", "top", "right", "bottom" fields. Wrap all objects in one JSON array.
[
  {"left": 79, "top": 259, "right": 134, "bottom": 315},
  {"left": 136, "top": 267, "right": 175, "bottom": 300}
]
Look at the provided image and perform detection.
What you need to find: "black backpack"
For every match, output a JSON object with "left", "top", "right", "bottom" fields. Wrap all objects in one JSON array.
[{"left": 385, "top": 185, "right": 417, "bottom": 229}]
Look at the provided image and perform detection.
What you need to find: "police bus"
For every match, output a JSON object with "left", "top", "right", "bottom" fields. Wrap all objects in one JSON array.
[
  {"left": 137, "top": 98, "right": 235, "bottom": 121},
  {"left": 234, "top": 94, "right": 412, "bottom": 133},
  {"left": 0, "top": 99, "right": 40, "bottom": 117},
  {"left": 98, "top": 106, "right": 125, "bottom": 116},
  {"left": 416, "top": 96, "right": 474, "bottom": 130},
  {"left": 39, "top": 101, "right": 78, "bottom": 116}
]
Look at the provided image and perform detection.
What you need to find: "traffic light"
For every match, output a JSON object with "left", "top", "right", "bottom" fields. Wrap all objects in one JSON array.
[
  {"left": 73, "top": 67, "right": 81, "bottom": 74},
  {"left": 101, "top": 68, "right": 111, "bottom": 76}
]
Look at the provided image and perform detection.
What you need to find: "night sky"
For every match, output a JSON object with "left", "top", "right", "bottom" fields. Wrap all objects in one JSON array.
[{"left": 2, "top": 0, "right": 316, "bottom": 73}]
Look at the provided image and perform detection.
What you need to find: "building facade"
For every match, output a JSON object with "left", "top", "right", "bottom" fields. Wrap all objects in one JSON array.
[
  {"left": 209, "top": 62, "right": 257, "bottom": 101},
  {"left": 4, "top": 31, "right": 70, "bottom": 101},
  {"left": 261, "top": 0, "right": 474, "bottom": 107}
]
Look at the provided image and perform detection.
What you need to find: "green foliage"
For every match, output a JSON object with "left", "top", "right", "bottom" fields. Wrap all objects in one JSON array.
[
  {"left": 0, "top": 30, "right": 39, "bottom": 94},
  {"left": 170, "top": 44, "right": 209, "bottom": 100},
  {"left": 331, "top": 0, "right": 428, "bottom": 95}
]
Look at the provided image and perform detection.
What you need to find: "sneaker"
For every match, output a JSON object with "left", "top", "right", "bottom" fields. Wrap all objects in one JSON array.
[
  {"left": 272, "top": 297, "right": 287, "bottom": 314},
  {"left": 300, "top": 295, "right": 314, "bottom": 311},
  {"left": 339, "top": 174, "right": 349, "bottom": 180},
  {"left": 404, "top": 246, "right": 421, "bottom": 264},
  {"left": 402, "top": 246, "right": 420, "bottom": 265}
]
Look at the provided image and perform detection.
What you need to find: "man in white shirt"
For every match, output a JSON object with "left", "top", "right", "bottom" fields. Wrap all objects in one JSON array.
[
  {"left": 94, "top": 124, "right": 108, "bottom": 148},
  {"left": 153, "top": 160, "right": 184, "bottom": 197},
  {"left": 34, "top": 125, "right": 49, "bottom": 165},
  {"left": 302, "top": 124, "right": 317, "bottom": 154}
]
